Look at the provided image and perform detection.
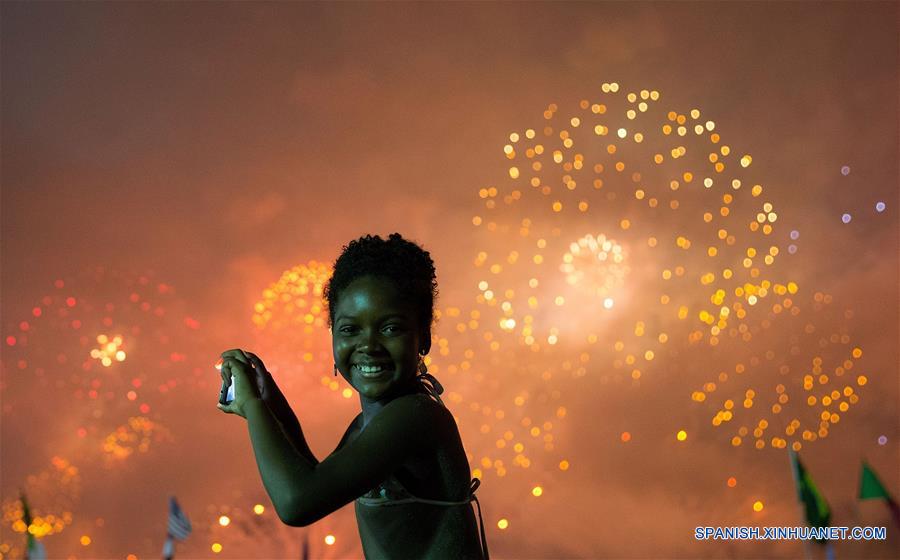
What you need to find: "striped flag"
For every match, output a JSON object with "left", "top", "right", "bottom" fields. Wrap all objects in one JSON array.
[
  {"left": 168, "top": 496, "right": 192, "bottom": 540},
  {"left": 162, "top": 496, "right": 192, "bottom": 560}
]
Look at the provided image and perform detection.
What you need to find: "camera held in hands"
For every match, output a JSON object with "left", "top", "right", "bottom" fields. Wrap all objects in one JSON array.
[{"left": 216, "top": 358, "right": 235, "bottom": 405}]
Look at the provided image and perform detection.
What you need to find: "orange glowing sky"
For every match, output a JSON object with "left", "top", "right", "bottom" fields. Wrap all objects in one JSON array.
[{"left": 2, "top": 2, "right": 898, "bottom": 559}]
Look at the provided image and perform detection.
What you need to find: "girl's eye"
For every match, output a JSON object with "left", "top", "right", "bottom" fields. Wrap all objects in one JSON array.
[{"left": 338, "top": 325, "right": 403, "bottom": 334}]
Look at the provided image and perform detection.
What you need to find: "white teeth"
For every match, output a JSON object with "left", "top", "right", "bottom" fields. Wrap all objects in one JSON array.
[{"left": 355, "top": 364, "right": 389, "bottom": 375}]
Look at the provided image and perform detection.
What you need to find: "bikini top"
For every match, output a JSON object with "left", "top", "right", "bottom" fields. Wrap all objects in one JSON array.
[{"left": 355, "top": 372, "right": 490, "bottom": 560}]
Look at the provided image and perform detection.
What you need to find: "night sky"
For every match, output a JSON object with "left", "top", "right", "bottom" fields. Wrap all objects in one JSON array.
[{"left": 2, "top": 2, "right": 898, "bottom": 559}]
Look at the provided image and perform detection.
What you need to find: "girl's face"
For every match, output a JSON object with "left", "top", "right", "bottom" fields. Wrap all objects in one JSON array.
[{"left": 332, "top": 275, "right": 423, "bottom": 402}]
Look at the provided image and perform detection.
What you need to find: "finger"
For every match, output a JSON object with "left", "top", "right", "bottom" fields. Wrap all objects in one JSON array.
[
  {"left": 246, "top": 353, "right": 268, "bottom": 376},
  {"left": 239, "top": 350, "right": 261, "bottom": 371},
  {"left": 221, "top": 359, "right": 236, "bottom": 382},
  {"left": 222, "top": 358, "right": 249, "bottom": 383},
  {"left": 221, "top": 360, "right": 236, "bottom": 385},
  {"left": 243, "top": 355, "right": 268, "bottom": 395},
  {"left": 216, "top": 403, "right": 233, "bottom": 414},
  {"left": 245, "top": 351, "right": 266, "bottom": 370},
  {"left": 222, "top": 357, "right": 242, "bottom": 372},
  {"left": 225, "top": 357, "right": 255, "bottom": 375},
  {"left": 221, "top": 349, "right": 251, "bottom": 365}
]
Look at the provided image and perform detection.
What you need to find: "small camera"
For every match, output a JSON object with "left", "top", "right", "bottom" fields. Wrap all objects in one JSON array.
[
  {"left": 219, "top": 377, "right": 235, "bottom": 405},
  {"left": 216, "top": 358, "right": 235, "bottom": 405}
]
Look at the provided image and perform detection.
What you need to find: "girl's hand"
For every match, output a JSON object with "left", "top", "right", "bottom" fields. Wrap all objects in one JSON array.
[
  {"left": 219, "top": 349, "right": 281, "bottom": 404},
  {"left": 217, "top": 352, "right": 262, "bottom": 419}
]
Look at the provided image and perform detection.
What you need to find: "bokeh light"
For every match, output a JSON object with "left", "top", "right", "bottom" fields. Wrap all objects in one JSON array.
[
  {"left": 1, "top": 267, "right": 206, "bottom": 439},
  {"left": 467, "top": 83, "right": 869, "bottom": 458},
  {"left": 1, "top": 456, "right": 80, "bottom": 548},
  {"left": 101, "top": 416, "right": 172, "bottom": 466},
  {"left": 752, "top": 500, "right": 764, "bottom": 512},
  {"left": 249, "top": 261, "right": 354, "bottom": 401}
]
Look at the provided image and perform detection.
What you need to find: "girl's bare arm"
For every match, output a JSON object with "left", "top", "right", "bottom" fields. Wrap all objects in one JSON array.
[
  {"left": 249, "top": 393, "right": 445, "bottom": 527},
  {"left": 221, "top": 350, "right": 319, "bottom": 464}
]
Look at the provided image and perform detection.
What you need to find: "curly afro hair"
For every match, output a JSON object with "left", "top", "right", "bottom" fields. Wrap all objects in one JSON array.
[{"left": 324, "top": 233, "right": 439, "bottom": 354}]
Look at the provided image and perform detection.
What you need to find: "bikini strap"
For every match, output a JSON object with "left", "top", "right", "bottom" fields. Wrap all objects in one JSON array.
[
  {"left": 469, "top": 477, "right": 490, "bottom": 560},
  {"left": 415, "top": 374, "right": 489, "bottom": 558},
  {"left": 416, "top": 372, "right": 445, "bottom": 406}
]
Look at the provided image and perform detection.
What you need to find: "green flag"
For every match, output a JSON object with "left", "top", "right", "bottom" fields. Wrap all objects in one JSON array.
[
  {"left": 789, "top": 449, "right": 831, "bottom": 544},
  {"left": 859, "top": 461, "right": 900, "bottom": 529},
  {"left": 859, "top": 461, "right": 891, "bottom": 499},
  {"left": 20, "top": 491, "right": 46, "bottom": 560}
]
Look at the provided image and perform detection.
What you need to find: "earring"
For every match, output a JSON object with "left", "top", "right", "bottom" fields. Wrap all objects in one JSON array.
[
  {"left": 333, "top": 364, "right": 338, "bottom": 377},
  {"left": 417, "top": 354, "right": 428, "bottom": 375}
]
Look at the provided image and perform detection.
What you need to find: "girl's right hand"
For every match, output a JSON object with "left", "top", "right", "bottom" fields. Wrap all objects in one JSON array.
[{"left": 219, "top": 349, "right": 281, "bottom": 404}]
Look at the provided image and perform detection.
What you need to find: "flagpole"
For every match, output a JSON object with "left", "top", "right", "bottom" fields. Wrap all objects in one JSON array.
[
  {"left": 162, "top": 531, "right": 175, "bottom": 560},
  {"left": 825, "top": 450, "right": 837, "bottom": 560},
  {"left": 773, "top": 413, "right": 816, "bottom": 560},
  {"left": 788, "top": 448, "right": 815, "bottom": 560},
  {"left": 301, "top": 529, "right": 310, "bottom": 560}
]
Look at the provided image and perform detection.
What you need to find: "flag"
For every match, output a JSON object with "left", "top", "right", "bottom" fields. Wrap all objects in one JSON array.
[
  {"left": 20, "top": 491, "right": 47, "bottom": 560},
  {"left": 789, "top": 449, "right": 831, "bottom": 545},
  {"left": 163, "top": 496, "right": 192, "bottom": 560},
  {"left": 859, "top": 461, "right": 900, "bottom": 528},
  {"left": 167, "top": 496, "right": 192, "bottom": 541}
]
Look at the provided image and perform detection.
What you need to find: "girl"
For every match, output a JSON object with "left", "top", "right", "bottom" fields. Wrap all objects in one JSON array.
[{"left": 217, "top": 233, "right": 489, "bottom": 559}]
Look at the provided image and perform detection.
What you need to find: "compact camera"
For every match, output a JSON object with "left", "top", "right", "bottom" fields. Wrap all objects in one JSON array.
[{"left": 216, "top": 358, "right": 235, "bottom": 405}]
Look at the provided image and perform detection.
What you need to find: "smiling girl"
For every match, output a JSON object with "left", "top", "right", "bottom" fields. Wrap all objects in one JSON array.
[{"left": 217, "top": 233, "right": 489, "bottom": 559}]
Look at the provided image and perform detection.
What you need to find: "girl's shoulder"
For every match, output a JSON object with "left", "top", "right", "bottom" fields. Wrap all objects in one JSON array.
[
  {"left": 334, "top": 394, "right": 448, "bottom": 454},
  {"left": 332, "top": 412, "right": 363, "bottom": 454},
  {"left": 393, "top": 392, "right": 457, "bottom": 433}
]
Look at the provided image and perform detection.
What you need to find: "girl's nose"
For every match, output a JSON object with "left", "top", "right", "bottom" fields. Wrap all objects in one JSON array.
[{"left": 358, "top": 330, "right": 384, "bottom": 352}]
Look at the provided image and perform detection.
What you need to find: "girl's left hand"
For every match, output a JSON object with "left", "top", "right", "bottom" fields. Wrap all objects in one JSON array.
[{"left": 216, "top": 355, "right": 262, "bottom": 419}]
